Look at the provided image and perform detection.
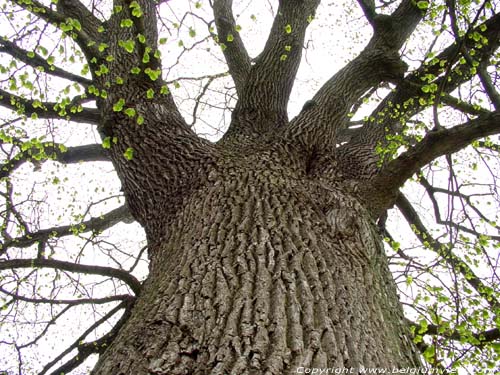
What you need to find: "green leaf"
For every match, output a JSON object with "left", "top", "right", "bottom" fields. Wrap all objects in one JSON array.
[
  {"left": 226, "top": 33, "right": 234, "bottom": 42},
  {"left": 39, "top": 46, "right": 48, "bottom": 56},
  {"left": 124, "top": 147, "right": 134, "bottom": 160},
  {"left": 406, "top": 276, "right": 413, "bottom": 285},
  {"left": 119, "top": 39, "right": 135, "bottom": 53},
  {"left": 130, "top": 1, "right": 143, "bottom": 17},
  {"left": 160, "top": 85, "right": 170, "bottom": 95},
  {"left": 102, "top": 137, "right": 112, "bottom": 149},
  {"left": 120, "top": 19, "right": 134, "bottom": 28},
  {"left": 144, "top": 68, "right": 161, "bottom": 81},
  {"left": 146, "top": 88, "right": 155, "bottom": 99},
  {"left": 71, "top": 19, "right": 82, "bottom": 31},
  {"left": 137, "top": 115, "right": 144, "bottom": 125},
  {"left": 113, "top": 98, "right": 125, "bottom": 112},
  {"left": 285, "top": 24, "right": 292, "bottom": 34},
  {"left": 137, "top": 34, "right": 146, "bottom": 44},
  {"left": 124, "top": 108, "right": 136, "bottom": 118},
  {"left": 417, "top": 1, "right": 429, "bottom": 10},
  {"left": 98, "top": 43, "right": 108, "bottom": 52},
  {"left": 189, "top": 28, "right": 196, "bottom": 38}
]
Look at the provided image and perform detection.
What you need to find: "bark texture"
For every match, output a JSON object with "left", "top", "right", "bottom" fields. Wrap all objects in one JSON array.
[
  {"left": 85, "top": 0, "right": 426, "bottom": 373},
  {"left": 92, "top": 143, "right": 421, "bottom": 374}
]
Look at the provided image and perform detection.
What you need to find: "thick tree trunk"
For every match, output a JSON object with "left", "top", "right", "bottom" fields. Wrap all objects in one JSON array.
[{"left": 92, "top": 145, "right": 421, "bottom": 374}]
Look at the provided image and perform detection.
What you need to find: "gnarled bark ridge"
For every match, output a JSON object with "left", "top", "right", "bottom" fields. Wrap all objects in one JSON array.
[{"left": 93, "top": 143, "right": 421, "bottom": 374}]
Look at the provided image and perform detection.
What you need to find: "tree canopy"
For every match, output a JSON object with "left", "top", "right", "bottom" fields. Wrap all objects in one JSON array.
[{"left": 0, "top": 0, "right": 499, "bottom": 373}]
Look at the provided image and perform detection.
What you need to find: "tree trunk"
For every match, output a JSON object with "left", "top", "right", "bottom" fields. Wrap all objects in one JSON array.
[{"left": 92, "top": 144, "right": 421, "bottom": 374}]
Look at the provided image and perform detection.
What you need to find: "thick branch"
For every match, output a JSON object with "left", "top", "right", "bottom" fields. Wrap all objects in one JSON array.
[
  {"left": 0, "top": 88, "right": 100, "bottom": 124},
  {"left": 284, "top": 0, "right": 424, "bottom": 151},
  {"left": 222, "top": 0, "right": 321, "bottom": 141},
  {"left": 372, "top": 111, "right": 500, "bottom": 202},
  {"left": 396, "top": 192, "right": 500, "bottom": 310},
  {"left": 10, "top": 0, "right": 66, "bottom": 25},
  {"left": 0, "top": 143, "right": 108, "bottom": 179},
  {"left": 101, "top": 0, "right": 162, "bottom": 85},
  {"left": 356, "top": 11, "right": 500, "bottom": 149},
  {"left": 212, "top": 0, "right": 251, "bottom": 95},
  {"left": 56, "top": 0, "right": 103, "bottom": 44},
  {"left": 0, "top": 39, "right": 92, "bottom": 86},
  {"left": 357, "top": 0, "right": 376, "bottom": 24},
  {"left": 10, "top": 0, "right": 100, "bottom": 59},
  {"left": 0, "top": 258, "right": 141, "bottom": 295}
]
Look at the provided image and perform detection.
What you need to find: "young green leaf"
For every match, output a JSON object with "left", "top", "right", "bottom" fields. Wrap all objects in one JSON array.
[{"left": 124, "top": 147, "right": 134, "bottom": 160}]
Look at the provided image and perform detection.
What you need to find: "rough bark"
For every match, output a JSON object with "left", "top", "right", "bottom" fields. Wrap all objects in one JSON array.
[
  {"left": 92, "top": 142, "right": 421, "bottom": 374},
  {"left": 81, "top": 0, "right": 424, "bottom": 372}
]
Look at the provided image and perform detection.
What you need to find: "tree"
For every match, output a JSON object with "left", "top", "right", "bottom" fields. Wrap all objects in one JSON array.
[{"left": 0, "top": 0, "right": 499, "bottom": 373}]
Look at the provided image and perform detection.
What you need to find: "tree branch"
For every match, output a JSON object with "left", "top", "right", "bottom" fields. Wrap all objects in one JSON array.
[
  {"left": 0, "top": 258, "right": 142, "bottom": 295},
  {"left": 370, "top": 111, "right": 500, "bottom": 208},
  {"left": 419, "top": 176, "right": 500, "bottom": 241},
  {"left": 1, "top": 204, "right": 133, "bottom": 252},
  {"left": 0, "top": 286, "right": 133, "bottom": 306},
  {"left": 212, "top": 0, "right": 251, "bottom": 95},
  {"left": 408, "top": 318, "right": 500, "bottom": 345},
  {"left": 284, "top": 0, "right": 424, "bottom": 151},
  {"left": 355, "top": 11, "right": 500, "bottom": 152},
  {"left": 10, "top": 0, "right": 101, "bottom": 59},
  {"left": 357, "top": 0, "right": 376, "bottom": 25},
  {"left": 396, "top": 192, "right": 500, "bottom": 310},
  {"left": 222, "top": 0, "right": 321, "bottom": 141},
  {"left": 0, "top": 143, "right": 108, "bottom": 179},
  {"left": 0, "top": 38, "right": 92, "bottom": 87},
  {"left": 40, "top": 298, "right": 134, "bottom": 375},
  {"left": 55, "top": 0, "right": 104, "bottom": 44},
  {"left": 0, "top": 88, "right": 100, "bottom": 124}
]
